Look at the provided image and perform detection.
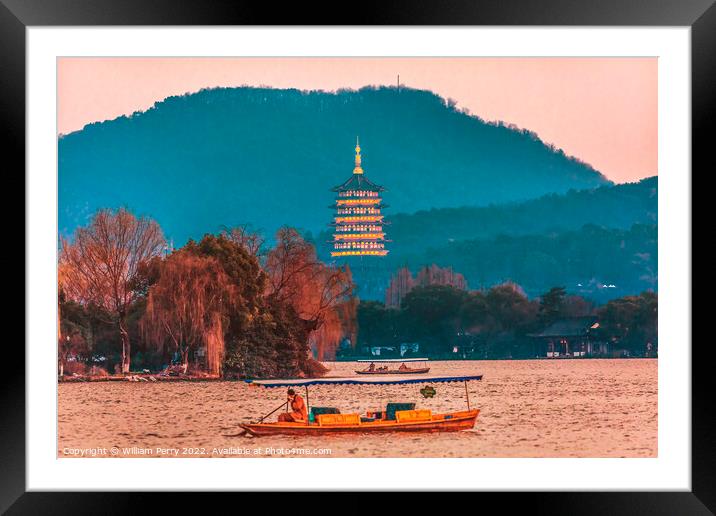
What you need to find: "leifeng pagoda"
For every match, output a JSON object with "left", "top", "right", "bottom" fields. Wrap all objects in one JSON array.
[{"left": 329, "top": 139, "right": 389, "bottom": 257}]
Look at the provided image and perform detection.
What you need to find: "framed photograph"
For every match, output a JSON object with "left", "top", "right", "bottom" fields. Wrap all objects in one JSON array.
[{"left": 6, "top": 0, "right": 708, "bottom": 510}]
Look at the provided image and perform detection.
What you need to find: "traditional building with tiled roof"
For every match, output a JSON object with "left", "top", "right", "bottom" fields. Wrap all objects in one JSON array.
[{"left": 528, "top": 316, "right": 608, "bottom": 358}]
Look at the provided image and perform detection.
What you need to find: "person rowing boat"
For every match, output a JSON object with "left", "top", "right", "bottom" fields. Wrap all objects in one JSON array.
[
  {"left": 355, "top": 358, "right": 431, "bottom": 375},
  {"left": 277, "top": 388, "right": 308, "bottom": 422}
]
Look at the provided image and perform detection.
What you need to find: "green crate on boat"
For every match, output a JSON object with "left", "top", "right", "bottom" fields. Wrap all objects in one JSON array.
[
  {"left": 385, "top": 403, "right": 416, "bottom": 421},
  {"left": 310, "top": 407, "right": 341, "bottom": 417}
]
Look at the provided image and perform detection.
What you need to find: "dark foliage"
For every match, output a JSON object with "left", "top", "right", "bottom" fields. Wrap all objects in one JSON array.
[
  {"left": 594, "top": 291, "right": 658, "bottom": 356},
  {"left": 352, "top": 284, "right": 657, "bottom": 359}
]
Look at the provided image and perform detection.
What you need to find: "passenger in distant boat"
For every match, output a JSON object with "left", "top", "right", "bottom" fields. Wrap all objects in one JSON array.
[
  {"left": 398, "top": 363, "right": 408, "bottom": 371},
  {"left": 278, "top": 388, "right": 308, "bottom": 422},
  {"left": 368, "top": 362, "right": 376, "bottom": 372}
]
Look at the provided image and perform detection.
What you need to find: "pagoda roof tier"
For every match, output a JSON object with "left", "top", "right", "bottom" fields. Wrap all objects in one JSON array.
[
  {"left": 333, "top": 235, "right": 387, "bottom": 240},
  {"left": 329, "top": 220, "right": 391, "bottom": 226},
  {"left": 331, "top": 173, "right": 386, "bottom": 193},
  {"left": 331, "top": 250, "right": 390, "bottom": 257},
  {"left": 329, "top": 203, "right": 389, "bottom": 209},
  {"left": 334, "top": 236, "right": 387, "bottom": 242},
  {"left": 327, "top": 240, "right": 393, "bottom": 244},
  {"left": 333, "top": 215, "right": 385, "bottom": 220},
  {"left": 331, "top": 230, "right": 389, "bottom": 235},
  {"left": 331, "top": 238, "right": 389, "bottom": 244},
  {"left": 335, "top": 198, "right": 382, "bottom": 206}
]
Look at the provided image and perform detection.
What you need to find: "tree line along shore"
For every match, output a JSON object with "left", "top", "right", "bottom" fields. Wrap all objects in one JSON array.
[{"left": 58, "top": 208, "right": 657, "bottom": 381}]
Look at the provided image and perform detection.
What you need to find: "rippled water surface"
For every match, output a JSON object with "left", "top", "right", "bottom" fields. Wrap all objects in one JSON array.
[{"left": 58, "top": 359, "right": 657, "bottom": 458}]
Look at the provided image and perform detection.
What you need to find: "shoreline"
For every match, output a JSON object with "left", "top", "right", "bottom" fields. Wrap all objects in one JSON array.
[
  {"left": 334, "top": 355, "right": 657, "bottom": 362},
  {"left": 58, "top": 374, "right": 224, "bottom": 383},
  {"left": 59, "top": 356, "right": 657, "bottom": 383}
]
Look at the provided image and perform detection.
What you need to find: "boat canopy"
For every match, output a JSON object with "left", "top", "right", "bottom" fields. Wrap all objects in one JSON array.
[
  {"left": 246, "top": 374, "right": 482, "bottom": 388},
  {"left": 356, "top": 358, "right": 429, "bottom": 363}
]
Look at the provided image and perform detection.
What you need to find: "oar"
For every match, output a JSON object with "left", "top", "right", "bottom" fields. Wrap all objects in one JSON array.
[
  {"left": 228, "top": 400, "right": 289, "bottom": 438},
  {"left": 257, "top": 400, "right": 288, "bottom": 423}
]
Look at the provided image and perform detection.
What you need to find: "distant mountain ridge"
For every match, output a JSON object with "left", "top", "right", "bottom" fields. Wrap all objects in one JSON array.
[
  {"left": 318, "top": 176, "right": 656, "bottom": 256},
  {"left": 59, "top": 86, "right": 610, "bottom": 243},
  {"left": 315, "top": 178, "right": 657, "bottom": 302}
]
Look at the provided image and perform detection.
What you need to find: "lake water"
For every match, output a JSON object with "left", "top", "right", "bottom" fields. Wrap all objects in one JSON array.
[{"left": 58, "top": 359, "right": 657, "bottom": 458}]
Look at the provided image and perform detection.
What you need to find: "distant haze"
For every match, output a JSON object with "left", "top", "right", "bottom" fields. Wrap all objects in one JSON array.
[{"left": 58, "top": 57, "right": 657, "bottom": 184}]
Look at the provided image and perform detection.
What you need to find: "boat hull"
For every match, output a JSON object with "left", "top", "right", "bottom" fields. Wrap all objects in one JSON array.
[
  {"left": 240, "top": 409, "right": 479, "bottom": 436},
  {"left": 354, "top": 368, "right": 431, "bottom": 375}
]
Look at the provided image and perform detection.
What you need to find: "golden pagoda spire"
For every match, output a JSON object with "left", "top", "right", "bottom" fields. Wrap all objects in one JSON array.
[{"left": 353, "top": 136, "right": 363, "bottom": 174}]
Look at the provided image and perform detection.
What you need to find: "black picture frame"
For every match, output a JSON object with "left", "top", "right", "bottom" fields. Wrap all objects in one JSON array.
[{"left": 3, "top": 0, "right": 708, "bottom": 512}]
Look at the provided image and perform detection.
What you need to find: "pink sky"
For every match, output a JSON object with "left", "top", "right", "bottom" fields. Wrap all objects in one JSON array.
[{"left": 58, "top": 57, "right": 657, "bottom": 183}]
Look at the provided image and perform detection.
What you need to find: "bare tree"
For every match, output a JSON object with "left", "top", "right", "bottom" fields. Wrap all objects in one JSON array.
[
  {"left": 142, "top": 252, "right": 238, "bottom": 375},
  {"left": 265, "top": 227, "right": 354, "bottom": 357},
  {"left": 60, "top": 208, "right": 165, "bottom": 373},
  {"left": 222, "top": 224, "right": 266, "bottom": 258}
]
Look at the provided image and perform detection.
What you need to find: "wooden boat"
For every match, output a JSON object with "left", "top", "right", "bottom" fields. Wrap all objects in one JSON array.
[
  {"left": 241, "top": 409, "right": 479, "bottom": 436},
  {"left": 239, "top": 374, "right": 482, "bottom": 436},
  {"left": 356, "top": 367, "right": 431, "bottom": 375},
  {"left": 354, "top": 357, "right": 431, "bottom": 375}
]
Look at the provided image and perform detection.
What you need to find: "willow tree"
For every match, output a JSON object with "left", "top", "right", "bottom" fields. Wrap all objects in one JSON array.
[
  {"left": 143, "top": 252, "right": 238, "bottom": 375},
  {"left": 57, "top": 265, "right": 66, "bottom": 376},
  {"left": 310, "top": 297, "right": 357, "bottom": 360},
  {"left": 60, "top": 208, "right": 165, "bottom": 373},
  {"left": 265, "top": 227, "right": 355, "bottom": 358}
]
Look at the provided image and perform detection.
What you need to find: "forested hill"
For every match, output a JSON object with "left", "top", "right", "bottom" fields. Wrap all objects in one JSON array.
[
  {"left": 59, "top": 86, "right": 609, "bottom": 243},
  {"left": 377, "top": 176, "right": 657, "bottom": 254},
  {"left": 405, "top": 223, "right": 657, "bottom": 302}
]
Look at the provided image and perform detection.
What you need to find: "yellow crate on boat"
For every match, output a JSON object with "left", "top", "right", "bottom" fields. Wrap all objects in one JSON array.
[
  {"left": 316, "top": 413, "right": 361, "bottom": 426},
  {"left": 395, "top": 409, "right": 432, "bottom": 422}
]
